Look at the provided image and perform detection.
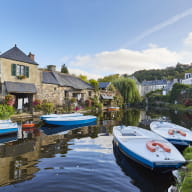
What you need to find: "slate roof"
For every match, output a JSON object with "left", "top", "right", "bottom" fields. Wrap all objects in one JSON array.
[
  {"left": 99, "top": 82, "right": 111, "bottom": 89},
  {"left": 5, "top": 81, "right": 37, "bottom": 93},
  {"left": 0, "top": 45, "right": 38, "bottom": 65},
  {"left": 42, "top": 71, "right": 93, "bottom": 90},
  {"left": 42, "top": 72, "right": 59, "bottom": 85},
  {"left": 141, "top": 80, "right": 167, "bottom": 86}
]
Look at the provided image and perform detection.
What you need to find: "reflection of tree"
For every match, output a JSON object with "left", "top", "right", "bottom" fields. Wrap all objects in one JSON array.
[{"left": 121, "top": 109, "right": 140, "bottom": 126}]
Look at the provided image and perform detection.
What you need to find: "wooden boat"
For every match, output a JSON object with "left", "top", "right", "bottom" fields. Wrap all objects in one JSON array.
[
  {"left": 150, "top": 121, "right": 192, "bottom": 147},
  {"left": 113, "top": 125, "right": 186, "bottom": 172},
  {"left": 0, "top": 122, "right": 19, "bottom": 136},
  {"left": 44, "top": 115, "right": 97, "bottom": 126},
  {"left": 108, "top": 107, "right": 120, "bottom": 111},
  {"left": 40, "top": 112, "right": 83, "bottom": 120}
]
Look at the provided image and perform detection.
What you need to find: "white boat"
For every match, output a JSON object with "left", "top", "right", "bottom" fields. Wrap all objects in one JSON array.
[
  {"left": 40, "top": 113, "right": 83, "bottom": 120},
  {"left": 0, "top": 119, "right": 12, "bottom": 124},
  {"left": 0, "top": 122, "right": 19, "bottom": 136},
  {"left": 44, "top": 115, "right": 97, "bottom": 126},
  {"left": 113, "top": 125, "right": 186, "bottom": 172},
  {"left": 150, "top": 121, "right": 192, "bottom": 147}
]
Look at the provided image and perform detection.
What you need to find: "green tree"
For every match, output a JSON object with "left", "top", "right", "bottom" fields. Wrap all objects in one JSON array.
[
  {"left": 169, "top": 83, "right": 190, "bottom": 103},
  {"left": 61, "top": 64, "right": 69, "bottom": 74},
  {"left": 79, "top": 74, "right": 89, "bottom": 83},
  {"left": 89, "top": 79, "right": 99, "bottom": 90},
  {"left": 98, "top": 74, "right": 120, "bottom": 82},
  {"left": 112, "top": 77, "right": 141, "bottom": 104}
]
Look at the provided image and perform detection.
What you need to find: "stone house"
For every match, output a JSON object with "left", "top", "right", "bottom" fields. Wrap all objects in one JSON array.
[
  {"left": 0, "top": 45, "right": 41, "bottom": 111},
  {"left": 37, "top": 67, "right": 94, "bottom": 107},
  {"left": 0, "top": 45, "right": 94, "bottom": 111},
  {"left": 98, "top": 82, "right": 115, "bottom": 106}
]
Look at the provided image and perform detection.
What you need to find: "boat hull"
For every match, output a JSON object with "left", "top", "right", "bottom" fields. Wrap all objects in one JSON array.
[
  {"left": 44, "top": 116, "right": 97, "bottom": 126},
  {"left": 0, "top": 128, "right": 18, "bottom": 136},
  {"left": 150, "top": 121, "right": 192, "bottom": 147},
  {"left": 113, "top": 126, "right": 186, "bottom": 172}
]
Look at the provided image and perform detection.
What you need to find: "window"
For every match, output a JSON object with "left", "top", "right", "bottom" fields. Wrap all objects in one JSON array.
[
  {"left": 11, "top": 64, "right": 29, "bottom": 77},
  {"left": 89, "top": 91, "right": 92, "bottom": 97}
]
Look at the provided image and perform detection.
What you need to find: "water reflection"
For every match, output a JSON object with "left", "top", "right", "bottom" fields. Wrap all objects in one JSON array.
[
  {"left": 113, "top": 142, "right": 176, "bottom": 192},
  {"left": 0, "top": 108, "right": 191, "bottom": 190},
  {"left": 0, "top": 122, "right": 99, "bottom": 187}
]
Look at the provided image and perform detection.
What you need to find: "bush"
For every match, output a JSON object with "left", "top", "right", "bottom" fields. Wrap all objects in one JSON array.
[{"left": 0, "top": 104, "right": 15, "bottom": 119}]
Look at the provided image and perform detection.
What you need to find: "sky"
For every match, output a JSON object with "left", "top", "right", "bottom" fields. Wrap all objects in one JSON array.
[{"left": 1, "top": 0, "right": 192, "bottom": 79}]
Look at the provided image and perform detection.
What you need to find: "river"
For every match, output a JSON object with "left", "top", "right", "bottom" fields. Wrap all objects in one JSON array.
[{"left": 0, "top": 108, "right": 191, "bottom": 192}]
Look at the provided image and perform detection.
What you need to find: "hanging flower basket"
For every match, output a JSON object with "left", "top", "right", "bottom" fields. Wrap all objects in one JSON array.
[
  {"left": 5, "top": 94, "right": 15, "bottom": 106},
  {"left": 17, "top": 75, "right": 26, "bottom": 80}
]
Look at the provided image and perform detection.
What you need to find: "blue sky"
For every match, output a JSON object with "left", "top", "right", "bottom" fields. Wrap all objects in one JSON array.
[{"left": 1, "top": 0, "right": 192, "bottom": 79}]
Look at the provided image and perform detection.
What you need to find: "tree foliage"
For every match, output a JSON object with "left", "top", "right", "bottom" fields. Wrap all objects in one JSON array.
[
  {"left": 98, "top": 74, "right": 120, "bottom": 82},
  {"left": 0, "top": 104, "right": 15, "bottom": 119},
  {"left": 61, "top": 64, "right": 69, "bottom": 74},
  {"left": 89, "top": 79, "right": 99, "bottom": 90},
  {"left": 133, "top": 63, "right": 192, "bottom": 82},
  {"left": 112, "top": 77, "right": 141, "bottom": 103},
  {"left": 169, "top": 83, "right": 191, "bottom": 103},
  {"left": 79, "top": 74, "right": 89, "bottom": 83}
]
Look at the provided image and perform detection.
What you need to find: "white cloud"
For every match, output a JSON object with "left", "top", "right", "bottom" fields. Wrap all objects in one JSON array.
[
  {"left": 69, "top": 68, "right": 102, "bottom": 80},
  {"left": 61, "top": 32, "right": 192, "bottom": 80},
  {"left": 184, "top": 32, "right": 192, "bottom": 47},
  {"left": 67, "top": 47, "right": 182, "bottom": 79}
]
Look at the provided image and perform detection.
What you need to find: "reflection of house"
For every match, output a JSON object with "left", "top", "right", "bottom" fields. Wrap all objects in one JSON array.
[
  {"left": 0, "top": 45, "right": 41, "bottom": 111},
  {"left": 0, "top": 45, "right": 94, "bottom": 110},
  {"left": 181, "top": 73, "right": 192, "bottom": 85}
]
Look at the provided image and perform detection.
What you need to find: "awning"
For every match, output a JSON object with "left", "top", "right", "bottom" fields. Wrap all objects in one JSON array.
[
  {"left": 100, "top": 94, "right": 113, "bottom": 100},
  {"left": 5, "top": 81, "right": 37, "bottom": 93}
]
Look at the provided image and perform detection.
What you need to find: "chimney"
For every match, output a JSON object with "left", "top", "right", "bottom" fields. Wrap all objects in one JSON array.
[
  {"left": 47, "top": 65, "right": 56, "bottom": 71},
  {"left": 28, "top": 52, "right": 35, "bottom": 61}
]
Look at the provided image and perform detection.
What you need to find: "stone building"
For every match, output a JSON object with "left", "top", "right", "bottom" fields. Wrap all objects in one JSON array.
[
  {"left": 37, "top": 69, "right": 94, "bottom": 106},
  {"left": 0, "top": 45, "right": 41, "bottom": 111},
  {"left": 0, "top": 45, "right": 94, "bottom": 111}
]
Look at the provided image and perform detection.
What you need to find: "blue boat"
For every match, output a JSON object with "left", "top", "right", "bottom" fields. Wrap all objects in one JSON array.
[
  {"left": 44, "top": 115, "right": 97, "bottom": 126},
  {"left": 0, "top": 122, "right": 19, "bottom": 136},
  {"left": 113, "top": 125, "right": 186, "bottom": 172},
  {"left": 40, "top": 113, "right": 83, "bottom": 120}
]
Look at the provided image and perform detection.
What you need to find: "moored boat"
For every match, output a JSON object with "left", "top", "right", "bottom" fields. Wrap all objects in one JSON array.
[
  {"left": 44, "top": 115, "right": 97, "bottom": 126},
  {"left": 113, "top": 125, "right": 186, "bottom": 172},
  {"left": 40, "top": 112, "right": 83, "bottom": 120},
  {"left": 0, "top": 122, "right": 19, "bottom": 136},
  {"left": 150, "top": 121, "right": 192, "bottom": 147}
]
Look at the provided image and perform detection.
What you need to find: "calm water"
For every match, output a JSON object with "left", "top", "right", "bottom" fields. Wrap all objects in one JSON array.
[{"left": 0, "top": 109, "right": 191, "bottom": 192}]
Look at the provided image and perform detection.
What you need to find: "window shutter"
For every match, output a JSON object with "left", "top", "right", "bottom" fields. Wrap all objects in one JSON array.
[
  {"left": 25, "top": 66, "right": 29, "bottom": 77},
  {"left": 11, "top": 64, "right": 16, "bottom": 76}
]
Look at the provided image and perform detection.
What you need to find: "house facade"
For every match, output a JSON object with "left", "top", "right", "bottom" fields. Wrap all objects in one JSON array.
[
  {"left": 37, "top": 69, "right": 94, "bottom": 106},
  {"left": 141, "top": 80, "right": 167, "bottom": 96},
  {"left": 0, "top": 45, "right": 41, "bottom": 111},
  {"left": 181, "top": 73, "right": 192, "bottom": 85},
  {"left": 0, "top": 46, "right": 94, "bottom": 111}
]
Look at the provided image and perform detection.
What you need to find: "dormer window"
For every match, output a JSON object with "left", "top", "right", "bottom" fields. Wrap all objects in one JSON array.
[{"left": 11, "top": 64, "right": 29, "bottom": 77}]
